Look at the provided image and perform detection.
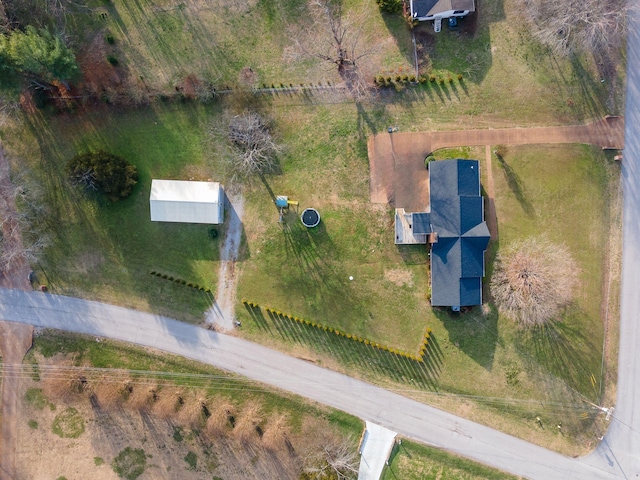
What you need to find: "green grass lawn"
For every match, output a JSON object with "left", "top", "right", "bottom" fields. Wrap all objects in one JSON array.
[
  {"left": 235, "top": 136, "right": 617, "bottom": 454},
  {"left": 0, "top": 0, "right": 623, "bottom": 457},
  {"left": 382, "top": 440, "right": 519, "bottom": 480},
  {"left": 7, "top": 103, "right": 226, "bottom": 322}
]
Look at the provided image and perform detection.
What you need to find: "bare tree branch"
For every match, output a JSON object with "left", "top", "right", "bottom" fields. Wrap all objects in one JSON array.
[
  {"left": 292, "top": 0, "right": 380, "bottom": 99},
  {"left": 520, "top": 0, "right": 628, "bottom": 56},
  {"left": 490, "top": 238, "right": 578, "bottom": 327},
  {"left": 220, "top": 111, "right": 283, "bottom": 177}
]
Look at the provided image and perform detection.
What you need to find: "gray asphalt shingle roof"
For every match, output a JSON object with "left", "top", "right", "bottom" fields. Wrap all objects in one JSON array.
[
  {"left": 429, "top": 159, "right": 490, "bottom": 307},
  {"left": 411, "top": 0, "right": 475, "bottom": 18}
]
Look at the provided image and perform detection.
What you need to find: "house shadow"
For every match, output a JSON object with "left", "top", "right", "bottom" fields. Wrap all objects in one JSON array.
[{"left": 433, "top": 305, "right": 500, "bottom": 371}]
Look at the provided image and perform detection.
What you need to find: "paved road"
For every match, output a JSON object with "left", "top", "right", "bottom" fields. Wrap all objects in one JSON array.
[
  {"left": 581, "top": 5, "right": 640, "bottom": 477},
  {"left": 0, "top": 288, "right": 621, "bottom": 479}
]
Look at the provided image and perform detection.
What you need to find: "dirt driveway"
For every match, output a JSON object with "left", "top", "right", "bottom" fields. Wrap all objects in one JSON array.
[{"left": 368, "top": 116, "right": 625, "bottom": 208}]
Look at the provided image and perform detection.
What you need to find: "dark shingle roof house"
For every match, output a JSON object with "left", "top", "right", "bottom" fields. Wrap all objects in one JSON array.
[
  {"left": 410, "top": 0, "right": 475, "bottom": 21},
  {"left": 395, "top": 159, "right": 490, "bottom": 310}
]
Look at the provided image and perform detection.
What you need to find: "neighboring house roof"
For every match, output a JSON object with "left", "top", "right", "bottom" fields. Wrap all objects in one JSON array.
[
  {"left": 150, "top": 179, "right": 224, "bottom": 224},
  {"left": 411, "top": 0, "right": 475, "bottom": 18},
  {"left": 429, "top": 159, "right": 489, "bottom": 308}
]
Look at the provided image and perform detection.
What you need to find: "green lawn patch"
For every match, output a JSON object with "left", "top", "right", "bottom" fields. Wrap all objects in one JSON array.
[
  {"left": 382, "top": 439, "right": 518, "bottom": 480},
  {"left": 52, "top": 407, "right": 85, "bottom": 438},
  {"left": 112, "top": 447, "right": 146, "bottom": 480},
  {"left": 184, "top": 451, "right": 198, "bottom": 470},
  {"left": 25, "top": 388, "right": 50, "bottom": 410},
  {"left": 16, "top": 103, "right": 222, "bottom": 323}
]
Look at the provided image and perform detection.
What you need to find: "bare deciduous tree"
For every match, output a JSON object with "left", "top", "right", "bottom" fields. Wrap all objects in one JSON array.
[
  {"left": 223, "top": 111, "right": 282, "bottom": 177},
  {"left": 521, "top": 0, "right": 628, "bottom": 56},
  {"left": 302, "top": 436, "right": 359, "bottom": 479},
  {"left": 490, "top": 238, "right": 578, "bottom": 327},
  {"left": 0, "top": 159, "right": 49, "bottom": 273},
  {"left": 292, "top": 0, "right": 378, "bottom": 99}
]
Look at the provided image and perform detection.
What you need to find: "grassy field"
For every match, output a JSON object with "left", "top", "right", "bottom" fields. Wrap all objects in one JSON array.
[
  {"left": 235, "top": 139, "right": 617, "bottom": 454},
  {"left": 4, "top": 103, "right": 225, "bottom": 322},
  {"left": 0, "top": 0, "right": 623, "bottom": 459},
  {"left": 22, "top": 331, "right": 519, "bottom": 479},
  {"left": 382, "top": 440, "right": 519, "bottom": 480}
]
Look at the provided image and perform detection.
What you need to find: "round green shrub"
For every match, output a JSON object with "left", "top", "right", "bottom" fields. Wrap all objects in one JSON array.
[{"left": 67, "top": 151, "right": 138, "bottom": 201}]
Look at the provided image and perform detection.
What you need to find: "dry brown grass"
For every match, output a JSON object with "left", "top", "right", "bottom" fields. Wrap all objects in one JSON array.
[
  {"left": 41, "top": 369, "right": 88, "bottom": 403},
  {"left": 262, "top": 412, "right": 290, "bottom": 451},
  {"left": 151, "top": 386, "right": 184, "bottom": 419},
  {"left": 491, "top": 237, "right": 578, "bottom": 326},
  {"left": 205, "top": 397, "right": 237, "bottom": 438},
  {"left": 233, "top": 400, "right": 264, "bottom": 443},
  {"left": 126, "top": 382, "right": 158, "bottom": 411},
  {"left": 91, "top": 375, "right": 132, "bottom": 410},
  {"left": 176, "top": 389, "right": 208, "bottom": 428}
]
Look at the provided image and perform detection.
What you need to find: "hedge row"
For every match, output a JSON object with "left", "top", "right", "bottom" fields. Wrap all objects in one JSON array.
[
  {"left": 243, "top": 300, "right": 432, "bottom": 363},
  {"left": 374, "top": 73, "right": 464, "bottom": 87},
  {"left": 149, "top": 271, "right": 212, "bottom": 293}
]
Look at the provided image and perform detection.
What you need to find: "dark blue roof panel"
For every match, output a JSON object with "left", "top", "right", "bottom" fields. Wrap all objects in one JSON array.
[
  {"left": 429, "top": 159, "right": 489, "bottom": 307},
  {"left": 412, "top": 212, "right": 431, "bottom": 234}
]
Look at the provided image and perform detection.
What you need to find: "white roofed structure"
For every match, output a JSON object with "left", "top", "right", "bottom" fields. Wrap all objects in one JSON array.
[{"left": 150, "top": 180, "right": 224, "bottom": 224}]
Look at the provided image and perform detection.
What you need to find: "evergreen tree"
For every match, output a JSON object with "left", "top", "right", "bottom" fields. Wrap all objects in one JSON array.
[{"left": 0, "top": 26, "right": 78, "bottom": 84}]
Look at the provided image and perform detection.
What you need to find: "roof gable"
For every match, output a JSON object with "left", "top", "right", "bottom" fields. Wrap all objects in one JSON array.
[{"left": 411, "top": 0, "right": 475, "bottom": 18}]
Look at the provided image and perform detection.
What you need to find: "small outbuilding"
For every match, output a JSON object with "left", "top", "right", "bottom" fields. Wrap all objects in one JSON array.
[{"left": 150, "top": 179, "right": 224, "bottom": 224}]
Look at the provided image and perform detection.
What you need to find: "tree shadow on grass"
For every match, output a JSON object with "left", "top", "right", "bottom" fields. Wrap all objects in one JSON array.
[
  {"left": 244, "top": 304, "right": 441, "bottom": 390},
  {"left": 22, "top": 106, "right": 218, "bottom": 323},
  {"left": 278, "top": 214, "right": 361, "bottom": 318},
  {"left": 495, "top": 152, "right": 535, "bottom": 217},
  {"left": 514, "top": 309, "right": 604, "bottom": 404}
]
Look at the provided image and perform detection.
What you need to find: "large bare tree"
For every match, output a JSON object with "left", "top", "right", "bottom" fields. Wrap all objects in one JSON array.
[
  {"left": 301, "top": 436, "right": 359, "bottom": 479},
  {"left": 292, "top": 0, "right": 378, "bottom": 98},
  {"left": 521, "top": 0, "right": 627, "bottom": 56},
  {"left": 490, "top": 238, "right": 578, "bottom": 327},
  {"left": 224, "top": 111, "right": 282, "bottom": 177}
]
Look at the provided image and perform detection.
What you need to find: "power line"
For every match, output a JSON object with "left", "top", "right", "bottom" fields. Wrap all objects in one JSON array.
[{"left": 0, "top": 363, "right": 595, "bottom": 413}]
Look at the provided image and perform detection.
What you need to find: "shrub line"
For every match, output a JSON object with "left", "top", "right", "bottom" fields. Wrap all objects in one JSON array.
[
  {"left": 149, "top": 271, "right": 212, "bottom": 293},
  {"left": 242, "top": 300, "right": 431, "bottom": 363}
]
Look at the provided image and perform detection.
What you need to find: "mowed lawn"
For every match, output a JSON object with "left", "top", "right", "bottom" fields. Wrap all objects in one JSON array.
[
  {"left": 489, "top": 144, "right": 613, "bottom": 400},
  {"left": 236, "top": 103, "right": 434, "bottom": 351},
  {"left": 9, "top": 103, "right": 226, "bottom": 322}
]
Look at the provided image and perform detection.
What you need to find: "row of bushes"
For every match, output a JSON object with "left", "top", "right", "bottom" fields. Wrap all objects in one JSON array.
[
  {"left": 149, "top": 271, "right": 212, "bottom": 293},
  {"left": 242, "top": 300, "right": 432, "bottom": 363},
  {"left": 261, "top": 81, "right": 333, "bottom": 89},
  {"left": 375, "top": 73, "right": 464, "bottom": 87}
]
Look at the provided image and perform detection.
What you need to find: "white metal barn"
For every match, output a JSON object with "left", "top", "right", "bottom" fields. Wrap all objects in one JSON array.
[{"left": 150, "top": 180, "right": 224, "bottom": 224}]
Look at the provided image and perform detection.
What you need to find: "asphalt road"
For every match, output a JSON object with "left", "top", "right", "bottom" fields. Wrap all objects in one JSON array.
[
  {"left": 0, "top": 288, "right": 621, "bottom": 479},
  {"left": 581, "top": 4, "right": 640, "bottom": 477}
]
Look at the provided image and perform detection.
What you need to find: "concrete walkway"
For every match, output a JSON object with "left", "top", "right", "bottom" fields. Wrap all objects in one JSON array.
[
  {"left": 358, "top": 422, "right": 397, "bottom": 480},
  {"left": 368, "top": 116, "right": 624, "bottom": 206}
]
